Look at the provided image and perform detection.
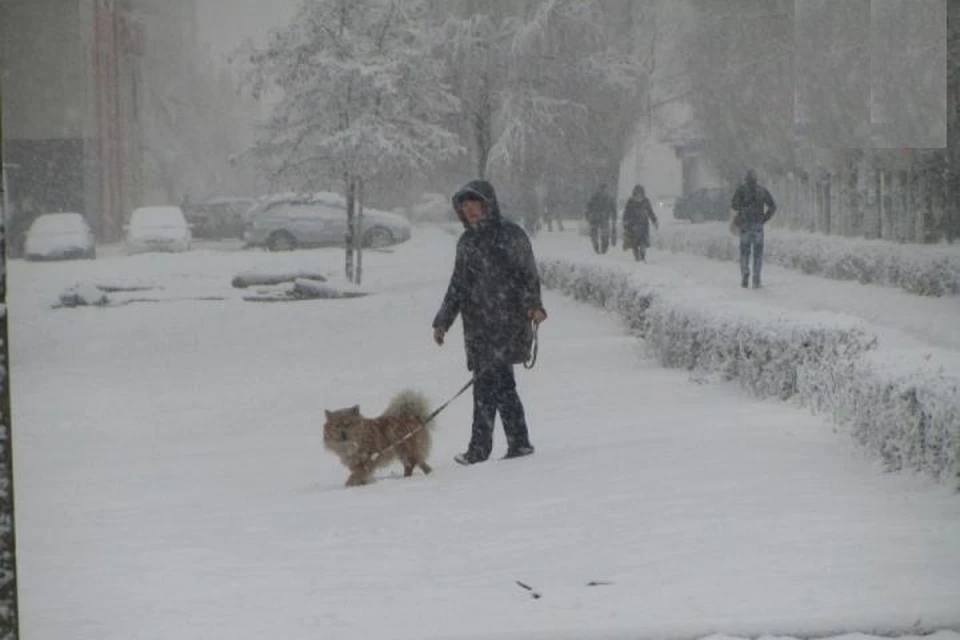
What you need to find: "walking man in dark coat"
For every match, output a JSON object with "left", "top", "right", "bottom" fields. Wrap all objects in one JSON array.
[
  {"left": 433, "top": 179, "right": 548, "bottom": 465},
  {"left": 621, "top": 184, "right": 658, "bottom": 262},
  {"left": 730, "top": 169, "right": 777, "bottom": 288},
  {"left": 585, "top": 183, "right": 617, "bottom": 254}
]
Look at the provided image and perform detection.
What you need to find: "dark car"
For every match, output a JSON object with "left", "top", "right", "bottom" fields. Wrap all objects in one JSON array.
[
  {"left": 673, "top": 187, "right": 731, "bottom": 223},
  {"left": 183, "top": 198, "right": 255, "bottom": 239}
]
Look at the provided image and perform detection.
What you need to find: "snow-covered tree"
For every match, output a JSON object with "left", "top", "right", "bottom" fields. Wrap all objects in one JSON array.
[
  {"left": 795, "top": 0, "right": 871, "bottom": 149},
  {"left": 439, "top": 0, "right": 655, "bottom": 227},
  {"left": 681, "top": 0, "right": 795, "bottom": 182},
  {"left": 438, "top": 2, "right": 515, "bottom": 180},
  {"left": 247, "top": 0, "right": 463, "bottom": 281},
  {"left": 871, "top": 0, "right": 947, "bottom": 149}
]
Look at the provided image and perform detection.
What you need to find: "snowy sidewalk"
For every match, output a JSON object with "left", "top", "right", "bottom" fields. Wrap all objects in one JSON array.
[
  {"left": 533, "top": 227, "right": 960, "bottom": 352},
  {"left": 9, "top": 227, "right": 960, "bottom": 640}
]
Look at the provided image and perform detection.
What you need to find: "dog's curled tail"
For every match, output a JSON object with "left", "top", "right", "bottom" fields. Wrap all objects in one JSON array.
[{"left": 384, "top": 389, "right": 434, "bottom": 426}]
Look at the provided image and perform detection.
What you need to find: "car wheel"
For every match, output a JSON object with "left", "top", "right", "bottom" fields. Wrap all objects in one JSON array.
[
  {"left": 363, "top": 226, "right": 394, "bottom": 248},
  {"left": 690, "top": 210, "right": 705, "bottom": 223},
  {"left": 267, "top": 230, "right": 297, "bottom": 251}
]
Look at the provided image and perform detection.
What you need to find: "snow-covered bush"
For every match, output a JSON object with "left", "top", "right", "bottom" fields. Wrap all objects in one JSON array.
[
  {"left": 57, "top": 284, "right": 109, "bottom": 308},
  {"left": 654, "top": 223, "right": 960, "bottom": 297},
  {"left": 290, "top": 278, "right": 368, "bottom": 300},
  {"left": 826, "top": 351, "right": 960, "bottom": 477},
  {"left": 539, "top": 257, "right": 960, "bottom": 485}
]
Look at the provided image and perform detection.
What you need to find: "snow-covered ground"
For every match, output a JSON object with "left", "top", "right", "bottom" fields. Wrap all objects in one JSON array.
[
  {"left": 538, "top": 223, "right": 960, "bottom": 352},
  {"left": 9, "top": 226, "right": 960, "bottom": 640},
  {"left": 648, "top": 217, "right": 960, "bottom": 298}
]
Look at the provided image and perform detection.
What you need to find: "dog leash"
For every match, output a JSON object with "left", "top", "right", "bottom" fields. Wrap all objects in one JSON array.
[
  {"left": 362, "top": 376, "right": 473, "bottom": 467},
  {"left": 363, "top": 321, "right": 540, "bottom": 466},
  {"left": 523, "top": 323, "right": 538, "bottom": 369}
]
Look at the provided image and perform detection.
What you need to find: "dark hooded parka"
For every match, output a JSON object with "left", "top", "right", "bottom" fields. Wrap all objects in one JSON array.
[
  {"left": 622, "top": 185, "right": 658, "bottom": 249},
  {"left": 433, "top": 180, "right": 544, "bottom": 372}
]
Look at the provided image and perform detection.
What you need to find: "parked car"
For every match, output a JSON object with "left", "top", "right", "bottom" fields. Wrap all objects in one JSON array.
[
  {"left": 125, "top": 206, "right": 192, "bottom": 254},
  {"left": 243, "top": 201, "right": 413, "bottom": 252},
  {"left": 395, "top": 192, "right": 455, "bottom": 225},
  {"left": 24, "top": 212, "right": 96, "bottom": 261},
  {"left": 673, "top": 187, "right": 732, "bottom": 223},
  {"left": 242, "top": 191, "right": 344, "bottom": 224},
  {"left": 183, "top": 197, "right": 255, "bottom": 239}
]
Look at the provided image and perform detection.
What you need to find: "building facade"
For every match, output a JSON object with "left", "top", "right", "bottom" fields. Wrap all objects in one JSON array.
[{"left": 1, "top": 0, "right": 198, "bottom": 245}]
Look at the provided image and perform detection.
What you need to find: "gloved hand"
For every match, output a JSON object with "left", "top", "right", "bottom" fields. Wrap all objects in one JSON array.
[{"left": 528, "top": 308, "right": 548, "bottom": 326}]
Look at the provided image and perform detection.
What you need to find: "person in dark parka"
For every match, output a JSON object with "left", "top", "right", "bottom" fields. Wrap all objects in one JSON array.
[
  {"left": 585, "top": 183, "right": 617, "bottom": 254},
  {"left": 432, "top": 179, "right": 548, "bottom": 465},
  {"left": 730, "top": 169, "right": 777, "bottom": 288},
  {"left": 621, "top": 184, "right": 658, "bottom": 262}
]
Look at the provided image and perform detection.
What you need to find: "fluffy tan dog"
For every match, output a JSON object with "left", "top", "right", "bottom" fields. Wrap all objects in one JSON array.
[{"left": 323, "top": 389, "right": 434, "bottom": 487}]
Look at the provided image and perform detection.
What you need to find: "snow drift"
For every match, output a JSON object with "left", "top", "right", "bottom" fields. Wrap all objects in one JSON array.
[
  {"left": 538, "top": 257, "right": 960, "bottom": 486},
  {"left": 654, "top": 222, "right": 960, "bottom": 297}
]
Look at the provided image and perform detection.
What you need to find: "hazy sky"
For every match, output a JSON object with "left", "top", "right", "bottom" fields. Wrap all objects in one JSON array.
[{"left": 196, "top": 0, "right": 299, "bottom": 62}]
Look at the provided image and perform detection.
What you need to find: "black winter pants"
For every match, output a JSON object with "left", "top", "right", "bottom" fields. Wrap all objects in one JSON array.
[
  {"left": 589, "top": 222, "right": 610, "bottom": 254},
  {"left": 468, "top": 364, "right": 532, "bottom": 459}
]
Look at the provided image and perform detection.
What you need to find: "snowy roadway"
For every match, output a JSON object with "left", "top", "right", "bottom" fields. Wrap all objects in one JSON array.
[{"left": 9, "top": 226, "right": 960, "bottom": 640}]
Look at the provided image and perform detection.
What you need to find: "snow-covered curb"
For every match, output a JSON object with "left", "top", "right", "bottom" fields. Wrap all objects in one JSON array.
[
  {"left": 654, "top": 223, "right": 960, "bottom": 297},
  {"left": 538, "top": 257, "right": 960, "bottom": 486}
]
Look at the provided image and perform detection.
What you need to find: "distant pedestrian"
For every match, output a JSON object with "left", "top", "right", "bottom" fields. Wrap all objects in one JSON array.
[
  {"left": 621, "top": 184, "right": 658, "bottom": 262},
  {"left": 584, "top": 183, "right": 617, "bottom": 254},
  {"left": 730, "top": 169, "right": 776, "bottom": 288},
  {"left": 543, "top": 202, "right": 564, "bottom": 232}
]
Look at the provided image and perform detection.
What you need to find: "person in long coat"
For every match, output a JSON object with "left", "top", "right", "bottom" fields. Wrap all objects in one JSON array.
[
  {"left": 621, "top": 184, "right": 658, "bottom": 262},
  {"left": 432, "top": 179, "right": 548, "bottom": 465}
]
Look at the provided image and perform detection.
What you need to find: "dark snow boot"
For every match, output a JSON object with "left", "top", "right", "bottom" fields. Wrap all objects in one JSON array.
[
  {"left": 502, "top": 445, "right": 535, "bottom": 460},
  {"left": 454, "top": 450, "right": 487, "bottom": 466},
  {"left": 741, "top": 274, "right": 749, "bottom": 288}
]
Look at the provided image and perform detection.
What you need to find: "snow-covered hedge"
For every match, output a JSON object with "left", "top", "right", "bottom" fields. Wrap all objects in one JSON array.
[
  {"left": 654, "top": 223, "right": 960, "bottom": 297},
  {"left": 539, "top": 257, "right": 960, "bottom": 486}
]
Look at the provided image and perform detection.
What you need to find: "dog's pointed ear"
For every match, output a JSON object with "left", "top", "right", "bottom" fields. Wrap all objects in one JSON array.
[
  {"left": 324, "top": 410, "right": 332, "bottom": 420},
  {"left": 351, "top": 405, "right": 360, "bottom": 415}
]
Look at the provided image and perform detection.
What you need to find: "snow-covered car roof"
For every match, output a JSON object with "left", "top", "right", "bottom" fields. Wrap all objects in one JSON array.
[
  {"left": 261, "top": 196, "right": 408, "bottom": 226},
  {"left": 29, "top": 212, "right": 90, "bottom": 234}
]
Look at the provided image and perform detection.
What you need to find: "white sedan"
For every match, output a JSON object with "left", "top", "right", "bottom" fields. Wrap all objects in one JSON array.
[
  {"left": 125, "top": 206, "right": 192, "bottom": 255},
  {"left": 24, "top": 212, "right": 97, "bottom": 261}
]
